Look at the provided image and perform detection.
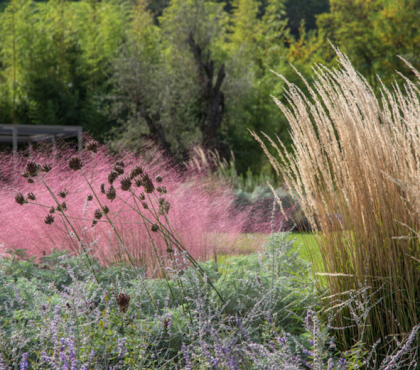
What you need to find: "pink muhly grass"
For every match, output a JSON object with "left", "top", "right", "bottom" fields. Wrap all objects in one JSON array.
[{"left": 0, "top": 140, "right": 282, "bottom": 265}]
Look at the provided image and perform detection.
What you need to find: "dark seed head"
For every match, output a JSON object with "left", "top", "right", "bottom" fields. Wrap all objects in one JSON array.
[
  {"left": 100, "top": 183, "right": 106, "bottom": 194},
  {"left": 106, "top": 186, "right": 116, "bottom": 201},
  {"left": 107, "top": 171, "right": 119, "bottom": 185},
  {"left": 151, "top": 224, "right": 159, "bottom": 232},
  {"left": 141, "top": 173, "right": 154, "bottom": 193},
  {"left": 58, "top": 189, "right": 68, "bottom": 198},
  {"left": 142, "top": 202, "right": 148, "bottom": 209},
  {"left": 49, "top": 206, "right": 55, "bottom": 214},
  {"left": 68, "top": 156, "right": 83, "bottom": 171},
  {"left": 155, "top": 175, "right": 162, "bottom": 183},
  {"left": 44, "top": 214, "right": 54, "bottom": 225},
  {"left": 102, "top": 205, "right": 109, "bottom": 214},
  {"left": 113, "top": 165, "right": 124, "bottom": 175},
  {"left": 21, "top": 170, "right": 31, "bottom": 179},
  {"left": 134, "top": 177, "right": 143, "bottom": 188},
  {"left": 86, "top": 140, "right": 98, "bottom": 153},
  {"left": 60, "top": 202, "right": 67, "bottom": 211},
  {"left": 138, "top": 193, "right": 145, "bottom": 201},
  {"left": 94, "top": 209, "right": 103, "bottom": 220},
  {"left": 129, "top": 165, "right": 144, "bottom": 179},
  {"left": 91, "top": 220, "right": 97, "bottom": 227},
  {"left": 25, "top": 161, "right": 39, "bottom": 177},
  {"left": 40, "top": 164, "right": 52, "bottom": 173},
  {"left": 120, "top": 176, "right": 132, "bottom": 191},
  {"left": 158, "top": 197, "right": 165, "bottom": 205},
  {"left": 15, "top": 193, "right": 26, "bottom": 205},
  {"left": 27, "top": 178, "right": 34, "bottom": 184},
  {"left": 27, "top": 192, "right": 36, "bottom": 201},
  {"left": 115, "top": 293, "right": 130, "bottom": 313},
  {"left": 157, "top": 186, "right": 168, "bottom": 194},
  {"left": 115, "top": 160, "right": 125, "bottom": 168},
  {"left": 87, "top": 194, "right": 93, "bottom": 201}
]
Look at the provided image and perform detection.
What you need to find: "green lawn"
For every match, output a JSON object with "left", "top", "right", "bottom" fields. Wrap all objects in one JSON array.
[{"left": 216, "top": 232, "right": 322, "bottom": 267}]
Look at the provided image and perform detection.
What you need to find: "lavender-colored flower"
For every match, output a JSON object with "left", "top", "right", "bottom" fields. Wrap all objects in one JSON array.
[
  {"left": 0, "top": 353, "right": 5, "bottom": 370},
  {"left": 20, "top": 353, "right": 28, "bottom": 370},
  {"left": 118, "top": 337, "right": 127, "bottom": 358},
  {"left": 182, "top": 343, "right": 192, "bottom": 370}
]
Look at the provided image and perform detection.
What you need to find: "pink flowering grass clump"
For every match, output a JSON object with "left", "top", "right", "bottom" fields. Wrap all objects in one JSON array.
[{"left": 0, "top": 140, "right": 282, "bottom": 268}]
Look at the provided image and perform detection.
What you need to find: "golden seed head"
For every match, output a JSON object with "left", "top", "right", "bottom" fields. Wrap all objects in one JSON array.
[{"left": 68, "top": 156, "right": 83, "bottom": 171}]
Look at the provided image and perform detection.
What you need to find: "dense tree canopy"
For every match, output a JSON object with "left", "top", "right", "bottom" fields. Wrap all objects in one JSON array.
[{"left": 0, "top": 0, "right": 419, "bottom": 174}]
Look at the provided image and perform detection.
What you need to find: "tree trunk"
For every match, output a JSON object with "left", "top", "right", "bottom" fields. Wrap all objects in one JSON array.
[{"left": 188, "top": 33, "right": 230, "bottom": 160}]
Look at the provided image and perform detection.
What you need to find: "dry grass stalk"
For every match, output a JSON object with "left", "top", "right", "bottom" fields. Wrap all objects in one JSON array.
[{"left": 253, "top": 47, "right": 420, "bottom": 349}]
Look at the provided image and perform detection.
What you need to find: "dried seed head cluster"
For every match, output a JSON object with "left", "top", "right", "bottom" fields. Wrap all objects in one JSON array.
[
  {"left": 100, "top": 183, "right": 106, "bottom": 194},
  {"left": 58, "top": 189, "right": 68, "bottom": 198},
  {"left": 107, "top": 171, "right": 119, "bottom": 185},
  {"left": 49, "top": 206, "right": 55, "bottom": 214},
  {"left": 106, "top": 186, "right": 117, "bottom": 201},
  {"left": 15, "top": 193, "right": 26, "bottom": 205},
  {"left": 115, "top": 293, "right": 130, "bottom": 313},
  {"left": 25, "top": 161, "right": 39, "bottom": 177},
  {"left": 138, "top": 193, "right": 145, "bottom": 201},
  {"left": 102, "top": 205, "right": 109, "bottom": 214},
  {"left": 27, "top": 192, "right": 36, "bottom": 201},
  {"left": 27, "top": 178, "right": 34, "bottom": 183},
  {"left": 115, "top": 160, "right": 125, "bottom": 168},
  {"left": 21, "top": 170, "right": 31, "bottom": 179},
  {"left": 68, "top": 156, "right": 83, "bottom": 171},
  {"left": 134, "top": 178, "right": 143, "bottom": 188},
  {"left": 151, "top": 224, "right": 159, "bottom": 232},
  {"left": 141, "top": 173, "right": 154, "bottom": 193},
  {"left": 156, "top": 186, "right": 167, "bottom": 194},
  {"left": 40, "top": 163, "right": 52, "bottom": 173},
  {"left": 129, "top": 165, "right": 143, "bottom": 179},
  {"left": 87, "top": 194, "right": 93, "bottom": 201},
  {"left": 94, "top": 209, "right": 103, "bottom": 220},
  {"left": 91, "top": 219, "right": 98, "bottom": 227},
  {"left": 85, "top": 140, "right": 98, "bottom": 153},
  {"left": 155, "top": 175, "right": 163, "bottom": 183},
  {"left": 44, "top": 214, "right": 54, "bottom": 225},
  {"left": 114, "top": 165, "right": 124, "bottom": 175},
  {"left": 60, "top": 202, "right": 67, "bottom": 211},
  {"left": 142, "top": 202, "right": 148, "bottom": 209},
  {"left": 120, "top": 176, "right": 132, "bottom": 191}
]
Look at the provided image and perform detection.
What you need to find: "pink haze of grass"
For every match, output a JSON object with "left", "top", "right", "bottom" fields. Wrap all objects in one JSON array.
[{"left": 0, "top": 141, "right": 287, "bottom": 264}]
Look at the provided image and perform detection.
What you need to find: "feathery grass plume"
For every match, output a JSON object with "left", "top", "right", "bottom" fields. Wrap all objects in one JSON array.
[
  {"left": 0, "top": 140, "right": 264, "bottom": 264},
  {"left": 253, "top": 47, "right": 420, "bottom": 352}
]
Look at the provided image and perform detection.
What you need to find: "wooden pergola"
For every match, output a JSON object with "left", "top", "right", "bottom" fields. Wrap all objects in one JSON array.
[{"left": 0, "top": 124, "right": 83, "bottom": 152}]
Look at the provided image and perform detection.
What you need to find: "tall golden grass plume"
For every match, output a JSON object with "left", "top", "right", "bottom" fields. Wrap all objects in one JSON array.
[{"left": 253, "top": 46, "right": 420, "bottom": 350}]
